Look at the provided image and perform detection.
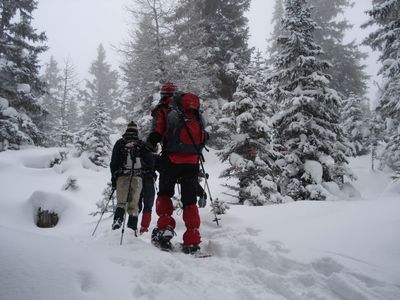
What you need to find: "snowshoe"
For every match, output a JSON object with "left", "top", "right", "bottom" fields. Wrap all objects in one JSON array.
[
  {"left": 177, "top": 243, "right": 212, "bottom": 258},
  {"left": 112, "top": 219, "right": 122, "bottom": 230},
  {"left": 151, "top": 226, "right": 176, "bottom": 252},
  {"left": 181, "top": 244, "right": 200, "bottom": 255}
]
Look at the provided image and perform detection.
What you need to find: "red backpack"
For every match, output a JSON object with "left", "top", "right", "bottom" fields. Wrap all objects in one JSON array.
[{"left": 164, "top": 92, "right": 207, "bottom": 155}]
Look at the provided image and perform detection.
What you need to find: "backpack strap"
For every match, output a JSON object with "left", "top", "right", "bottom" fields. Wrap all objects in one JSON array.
[{"left": 181, "top": 114, "right": 205, "bottom": 163}]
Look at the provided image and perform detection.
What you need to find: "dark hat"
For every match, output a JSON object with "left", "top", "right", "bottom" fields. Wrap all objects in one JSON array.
[{"left": 126, "top": 121, "right": 138, "bottom": 133}]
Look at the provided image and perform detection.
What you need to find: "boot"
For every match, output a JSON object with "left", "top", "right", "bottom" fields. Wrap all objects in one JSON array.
[
  {"left": 151, "top": 226, "right": 176, "bottom": 251},
  {"left": 181, "top": 244, "right": 200, "bottom": 254},
  {"left": 127, "top": 215, "right": 138, "bottom": 231},
  {"left": 112, "top": 207, "right": 125, "bottom": 230}
]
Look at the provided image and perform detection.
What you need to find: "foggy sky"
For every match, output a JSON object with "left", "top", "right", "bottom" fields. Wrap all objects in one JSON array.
[{"left": 33, "top": 0, "right": 379, "bottom": 101}]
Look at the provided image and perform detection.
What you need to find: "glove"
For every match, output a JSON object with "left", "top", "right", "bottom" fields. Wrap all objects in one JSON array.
[
  {"left": 198, "top": 193, "right": 207, "bottom": 208},
  {"left": 145, "top": 141, "right": 157, "bottom": 152},
  {"left": 111, "top": 177, "right": 117, "bottom": 189}
]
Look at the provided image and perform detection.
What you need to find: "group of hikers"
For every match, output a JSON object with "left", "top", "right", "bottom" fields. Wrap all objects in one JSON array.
[{"left": 109, "top": 82, "right": 208, "bottom": 254}]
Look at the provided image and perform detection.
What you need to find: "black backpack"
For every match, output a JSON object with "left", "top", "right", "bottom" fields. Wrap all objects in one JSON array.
[{"left": 164, "top": 92, "right": 207, "bottom": 155}]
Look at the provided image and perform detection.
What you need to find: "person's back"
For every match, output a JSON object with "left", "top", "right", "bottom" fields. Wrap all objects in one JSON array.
[
  {"left": 110, "top": 121, "right": 148, "bottom": 233},
  {"left": 146, "top": 82, "right": 208, "bottom": 253}
]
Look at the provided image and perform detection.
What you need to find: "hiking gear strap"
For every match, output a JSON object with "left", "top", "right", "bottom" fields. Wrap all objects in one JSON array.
[{"left": 182, "top": 120, "right": 220, "bottom": 226}]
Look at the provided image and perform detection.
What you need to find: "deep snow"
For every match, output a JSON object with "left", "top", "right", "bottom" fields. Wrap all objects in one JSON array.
[{"left": 0, "top": 147, "right": 399, "bottom": 300}]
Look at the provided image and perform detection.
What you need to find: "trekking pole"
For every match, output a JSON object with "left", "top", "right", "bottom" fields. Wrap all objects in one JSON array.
[
  {"left": 92, "top": 188, "right": 115, "bottom": 236},
  {"left": 199, "top": 160, "right": 220, "bottom": 226}
]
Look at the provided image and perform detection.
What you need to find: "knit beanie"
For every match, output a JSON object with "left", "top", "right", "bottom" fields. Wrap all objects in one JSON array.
[{"left": 126, "top": 121, "right": 138, "bottom": 133}]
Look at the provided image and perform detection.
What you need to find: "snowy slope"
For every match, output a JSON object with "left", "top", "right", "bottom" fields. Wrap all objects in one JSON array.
[{"left": 0, "top": 147, "right": 400, "bottom": 300}]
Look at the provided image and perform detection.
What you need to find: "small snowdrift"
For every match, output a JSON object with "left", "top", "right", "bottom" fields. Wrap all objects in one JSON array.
[
  {"left": 19, "top": 148, "right": 65, "bottom": 169},
  {"left": 26, "top": 190, "right": 73, "bottom": 226}
]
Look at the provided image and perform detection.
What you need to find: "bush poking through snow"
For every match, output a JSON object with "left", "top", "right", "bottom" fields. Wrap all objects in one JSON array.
[
  {"left": 91, "top": 183, "right": 115, "bottom": 216},
  {"left": 50, "top": 150, "right": 68, "bottom": 168},
  {"left": 211, "top": 198, "right": 230, "bottom": 215},
  {"left": 62, "top": 176, "right": 79, "bottom": 191}
]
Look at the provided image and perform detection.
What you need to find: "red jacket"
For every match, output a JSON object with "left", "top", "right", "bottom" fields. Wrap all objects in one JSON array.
[{"left": 148, "top": 96, "right": 200, "bottom": 164}]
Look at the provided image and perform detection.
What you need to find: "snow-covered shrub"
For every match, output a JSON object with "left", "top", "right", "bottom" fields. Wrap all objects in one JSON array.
[
  {"left": 91, "top": 183, "right": 115, "bottom": 216},
  {"left": 211, "top": 198, "right": 230, "bottom": 215},
  {"left": 62, "top": 176, "right": 79, "bottom": 191},
  {"left": 50, "top": 150, "right": 68, "bottom": 168}
]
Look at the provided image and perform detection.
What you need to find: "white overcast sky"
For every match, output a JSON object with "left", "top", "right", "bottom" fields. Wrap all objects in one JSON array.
[{"left": 33, "top": 0, "right": 379, "bottom": 101}]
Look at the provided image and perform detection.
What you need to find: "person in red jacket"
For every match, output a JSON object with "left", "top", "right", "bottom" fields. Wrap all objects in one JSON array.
[{"left": 147, "top": 82, "right": 206, "bottom": 254}]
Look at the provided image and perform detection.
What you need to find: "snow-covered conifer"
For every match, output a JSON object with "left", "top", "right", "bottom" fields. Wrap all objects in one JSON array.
[
  {"left": 75, "top": 101, "right": 112, "bottom": 168},
  {"left": 167, "top": 0, "right": 213, "bottom": 98},
  {"left": 267, "top": 0, "right": 351, "bottom": 201},
  {"left": 267, "top": 0, "right": 285, "bottom": 62},
  {"left": 81, "top": 44, "right": 120, "bottom": 128},
  {"left": 220, "top": 60, "right": 283, "bottom": 205},
  {"left": 310, "top": 0, "right": 369, "bottom": 98},
  {"left": 364, "top": 0, "right": 400, "bottom": 172},
  {"left": 341, "top": 95, "right": 371, "bottom": 156},
  {"left": 199, "top": 0, "right": 252, "bottom": 101},
  {"left": 0, "top": 0, "right": 48, "bottom": 150}
]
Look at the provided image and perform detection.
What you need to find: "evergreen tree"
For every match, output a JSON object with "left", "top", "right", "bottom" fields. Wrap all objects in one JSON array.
[
  {"left": 267, "top": 0, "right": 351, "bottom": 201},
  {"left": 167, "top": 0, "right": 213, "bottom": 98},
  {"left": 268, "top": 0, "right": 368, "bottom": 98},
  {"left": 220, "top": 61, "right": 284, "bottom": 205},
  {"left": 267, "top": 0, "right": 285, "bottom": 61},
  {"left": 41, "top": 56, "right": 63, "bottom": 145},
  {"left": 310, "top": 0, "right": 368, "bottom": 97},
  {"left": 0, "top": 0, "right": 48, "bottom": 150},
  {"left": 168, "top": 0, "right": 253, "bottom": 148},
  {"left": 120, "top": 0, "right": 173, "bottom": 134},
  {"left": 75, "top": 100, "right": 111, "bottom": 168},
  {"left": 364, "top": 0, "right": 400, "bottom": 172},
  {"left": 58, "top": 58, "right": 78, "bottom": 147},
  {"left": 41, "top": 57, "right": 78, "bottom": 147},
  {"left": 340, "top": 94, "right": 371, "bottom": 156},
  {"left": 81, "top": 44, "right": 120, "bottom": 128},
  {"left": 199, "top": 0, "right": 252, "bottom": 100}
]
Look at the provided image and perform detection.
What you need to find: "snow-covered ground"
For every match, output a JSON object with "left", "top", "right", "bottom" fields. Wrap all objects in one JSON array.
[{"left": 1, "top": 147, "right": 399, "bottom": 300}]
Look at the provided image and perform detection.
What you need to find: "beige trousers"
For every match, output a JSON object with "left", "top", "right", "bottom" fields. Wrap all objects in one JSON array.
[{"left": 116, "top": 176, "right": 143, "bottom": 216}]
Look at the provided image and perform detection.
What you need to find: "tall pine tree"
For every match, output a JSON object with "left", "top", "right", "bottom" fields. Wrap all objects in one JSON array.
[
  {"left": 340, "top": 94, "right": 371, "bottom": 156},
  {"left": 0, "top": 0, "right": 47, "bottom": 150},
  {"left": 41, "top": 56, "right": 62, "bottom": 146},
  {"left": 310, "top": 0, "right": 369, "bottom": 98},
  {"left": 81, "top": 44, "right": 120, "bottom": 128},
  {"left": 268, "top": 0, "right": 369, "bottom": 98},
  {"left": 199, "top": 0, "right": 252, "bottom": 100},
  {"left": 120, "top": 0, "right": 173, "bottom": 134},
  {"left": 363, "top": 0, "right": 400, "bottom": 172},
  {"left": 267, "top": 0, "right": 351, "bottom": 201},
  {"left": 220, "top": 59, "right": 284, "bottom": 205}
]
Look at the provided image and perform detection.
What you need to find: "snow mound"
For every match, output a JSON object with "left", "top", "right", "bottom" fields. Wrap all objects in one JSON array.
[
  {"left": 80, "top": 152, "right": 103, "bottom": 171},
  {"left": 27, "top": 191, "right": 73, "bottom": 225},
  {"left": 21, "top": 150, "right": 64, "bottom": 169},
  {"left": 304, "top": 160, "right": 323, "bottom": 184}
]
